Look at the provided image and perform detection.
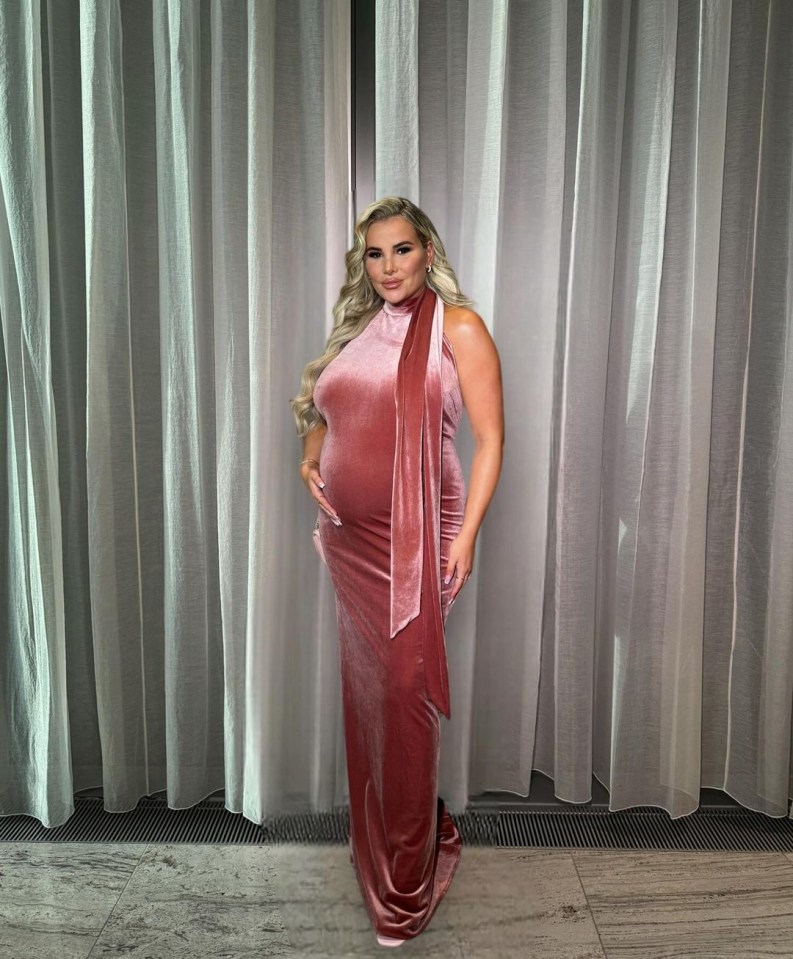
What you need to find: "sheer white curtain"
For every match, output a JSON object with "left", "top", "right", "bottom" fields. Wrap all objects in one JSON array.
[
  {"left": 375, "top": 0, "right": 793, "bottom": 819},
  {"left": 0, "top": 0, "right": 351, "bottom": 828},
  {"left": 2, "top": 0, "right": 792, "bottom": 833}
]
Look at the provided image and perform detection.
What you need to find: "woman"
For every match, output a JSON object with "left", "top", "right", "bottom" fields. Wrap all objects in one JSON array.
[{"left": 291, "top": 196, "right": 504, "bottom": 946}]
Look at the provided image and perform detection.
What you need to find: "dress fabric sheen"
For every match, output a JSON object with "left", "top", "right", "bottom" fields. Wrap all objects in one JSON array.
[{"left": 312, "top": 290, "right": 465, "bottom": 940}]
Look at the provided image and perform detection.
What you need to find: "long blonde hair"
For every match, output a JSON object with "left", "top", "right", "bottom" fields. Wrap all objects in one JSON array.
[{"left": 290, "top": 196, "right": 475, "bottom": 436}]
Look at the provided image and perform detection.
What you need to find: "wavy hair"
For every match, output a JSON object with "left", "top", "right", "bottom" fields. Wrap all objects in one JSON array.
[{"left": 290, "top": 196, "right": 475, "bottom": 437}]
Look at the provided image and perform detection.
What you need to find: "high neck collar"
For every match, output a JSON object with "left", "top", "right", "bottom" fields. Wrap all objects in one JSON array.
[{"left": 381, "top": 286, "right": 427, "bottom": 316}]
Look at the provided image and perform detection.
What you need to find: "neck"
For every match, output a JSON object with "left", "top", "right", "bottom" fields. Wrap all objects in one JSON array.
[{"left": 383, "top": 285, "right": 426, "bottom": 313}]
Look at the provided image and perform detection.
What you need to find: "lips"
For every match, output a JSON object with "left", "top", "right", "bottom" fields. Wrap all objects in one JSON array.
[{"left": 383, "top": 281, "right": 402, "bottom": 289}]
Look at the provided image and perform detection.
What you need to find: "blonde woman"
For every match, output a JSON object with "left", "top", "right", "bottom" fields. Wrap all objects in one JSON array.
[{"left": 291, "top": 197, "right": 504, "bottom": 947}]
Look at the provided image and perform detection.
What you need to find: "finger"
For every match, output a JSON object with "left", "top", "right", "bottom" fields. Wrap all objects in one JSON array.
[
  {"left": 306, "top": 477, "right": 326, "bottom": 507},
  {"left": 316, "top": 495, "right": 338, "bottom": 517},
  {"left": 451, "top": 571, "right": 470, "bottom": 601},
  {"left": 311, "top": 473, "right": 326, "bottom": 491},
  {"left": 444, "top": 559, "right": 457, "bottom": 586},
  {"left": 315, "top": 495, "right": 342, "bottom": 524}
]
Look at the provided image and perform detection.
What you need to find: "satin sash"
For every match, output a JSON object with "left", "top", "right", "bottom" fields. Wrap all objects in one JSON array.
[{"left": 389, "top": 286, "right": 450, "bottom": 719}]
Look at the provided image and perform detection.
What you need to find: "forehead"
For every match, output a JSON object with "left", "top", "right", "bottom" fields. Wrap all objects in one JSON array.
[{"left": 365, "top": 216, "right": 419, "bottom": 246}]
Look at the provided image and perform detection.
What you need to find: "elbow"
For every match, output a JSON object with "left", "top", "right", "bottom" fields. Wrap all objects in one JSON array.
[{"left": 473, "top": 431, "right": 504, "bottom": 452}]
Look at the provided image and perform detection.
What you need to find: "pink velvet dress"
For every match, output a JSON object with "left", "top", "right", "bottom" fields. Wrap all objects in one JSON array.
[{"left": 312, "top": 287, "right": 465, "bottom": 941}]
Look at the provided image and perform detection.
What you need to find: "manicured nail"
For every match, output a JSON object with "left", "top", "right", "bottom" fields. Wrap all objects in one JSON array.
[
  {"left": 319, "top": 481, "right": 325, "bottom": 488},
  {"left": 332, "top": 516, "right": 342, "bottom": 527},
  {"left": 444, "top": 574, "right": 451, "bottom": 585}
]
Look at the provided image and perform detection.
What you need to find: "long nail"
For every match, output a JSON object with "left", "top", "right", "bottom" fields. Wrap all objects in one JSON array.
[{"left": 332, "top": 516, "right": 342, "bottom": 527}]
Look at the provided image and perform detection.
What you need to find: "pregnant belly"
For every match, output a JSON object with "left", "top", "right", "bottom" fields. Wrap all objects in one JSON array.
[{"left": 319, "top": 433, "right": 395, "bottom": 527}]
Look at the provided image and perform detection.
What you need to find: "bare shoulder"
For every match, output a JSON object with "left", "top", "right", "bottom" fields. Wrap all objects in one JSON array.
[
  {"left": 442, "top": 304, "right": 502, "bottom": 426},
  {"left": 443, "top": 304, "right": 495, "bottom": 351},
  {"left": 443, "top": 304, "right": 481, "bottom": 327}
]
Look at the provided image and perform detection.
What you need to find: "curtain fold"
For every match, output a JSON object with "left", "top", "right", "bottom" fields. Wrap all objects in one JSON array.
[
  {"left": 0, "top": 0, "right": 351, "bottom": 828},
  {"left": 0, "top": 0, "right": 71, "bottom": 826},
  {"left": 83, "top": 0, "right": 152, "bottom": 812},
  {"left": 376, "top": 0, "right": 793, "bottom": 819},
  {"left": 716, "top": 0, "right": 793, "bottom": 815}
]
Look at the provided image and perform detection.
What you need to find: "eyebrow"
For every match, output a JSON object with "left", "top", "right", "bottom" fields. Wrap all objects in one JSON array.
[{"left": 365, "top": 240, "right": 415, "bottom": 252}]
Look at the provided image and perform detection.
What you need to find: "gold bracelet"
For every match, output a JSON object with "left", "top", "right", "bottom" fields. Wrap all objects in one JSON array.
[{"left": 300, "top": 458, "right": 320, "bottom": 468}]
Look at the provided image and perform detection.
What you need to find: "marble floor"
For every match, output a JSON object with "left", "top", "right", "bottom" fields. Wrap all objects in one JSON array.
[{"left": 2, "top": 841, "right": 793, "bottom": 958}]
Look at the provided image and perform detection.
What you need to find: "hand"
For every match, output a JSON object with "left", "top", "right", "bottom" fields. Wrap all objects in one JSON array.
[
  {"left": 301, "top": 463, "right": 342, "bottom": 526},
  {"left": 444, "top": 530, "right": 475, "bottom": 602}
]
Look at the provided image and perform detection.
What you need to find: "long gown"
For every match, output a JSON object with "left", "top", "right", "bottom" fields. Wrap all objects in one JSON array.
[{"left": 311, "top": 288, "right": 465, "bottom": 941}]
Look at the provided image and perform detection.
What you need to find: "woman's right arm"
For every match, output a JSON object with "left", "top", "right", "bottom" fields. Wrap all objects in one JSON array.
[{"left": 300, "top": 425, "right": 342, "bottom": 525}]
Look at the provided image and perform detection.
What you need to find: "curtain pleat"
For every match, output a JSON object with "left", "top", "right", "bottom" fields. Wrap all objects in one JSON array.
[
  {"left": 43, "top": 0, "right": 102, "bottom": 816},
  {"left": 152, "top": 0, "right": 226, "bottom": 805},
  {"left": 210, "top": 0, "right": 251, "bottom": 811},
  {"left": 0, "top": 0, "right": 70, "bottom": 826},
  {"left": 549, "top": 0, "right": 635, "bottom": 805},
  {"left": 375, "top": 0, "right": 419, "bottom": 198},
  {"left": 717, "top": 0, "right": 793, "bottom": 816}
]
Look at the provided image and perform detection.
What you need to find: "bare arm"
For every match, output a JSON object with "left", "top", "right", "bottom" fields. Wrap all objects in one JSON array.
[
  {"left": 444, "top": 308, "right": 504, "bottom": 599},
  {"left": 302, "top": 422, "right": 326, "bottom": 466}
]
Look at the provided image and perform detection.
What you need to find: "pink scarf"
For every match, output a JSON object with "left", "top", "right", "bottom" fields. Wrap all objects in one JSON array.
[{"left": 389, "top": 286, "right": 451, "bottom": 719}]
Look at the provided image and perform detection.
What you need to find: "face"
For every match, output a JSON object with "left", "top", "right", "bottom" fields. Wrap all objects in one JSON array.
[{"left": 363, "top": 216, "right": 434, "bottom": 306}]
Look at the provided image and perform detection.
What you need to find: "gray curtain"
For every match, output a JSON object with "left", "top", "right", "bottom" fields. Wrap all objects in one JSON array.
[
  {"left": 2, "top": 0, "right": 792, "bottom": 831},
  {"left": 0, "top": 0, "right": 351, "bottom": 828},
  {"left": 375, "top": 0, "right": 793, "bottom": 819}
]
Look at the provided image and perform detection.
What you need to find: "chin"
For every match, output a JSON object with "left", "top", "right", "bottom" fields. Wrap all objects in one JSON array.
[{"left": 388, "top": 285, "right": 418, "bottom": 299}]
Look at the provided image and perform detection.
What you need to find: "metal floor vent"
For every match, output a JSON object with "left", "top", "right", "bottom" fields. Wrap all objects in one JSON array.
[{"left": 2, "top": 797, "right": 793, "bottom": 852}]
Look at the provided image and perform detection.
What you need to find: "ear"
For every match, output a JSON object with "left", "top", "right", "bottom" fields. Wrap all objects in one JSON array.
[{"left": 426, "top": 240, "right": 434, "bottom": 267}]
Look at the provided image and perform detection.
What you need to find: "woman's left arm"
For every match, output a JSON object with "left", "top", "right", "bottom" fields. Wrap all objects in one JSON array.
[{"left": 444, "top": 309, "right": 505, "bottom": 601}]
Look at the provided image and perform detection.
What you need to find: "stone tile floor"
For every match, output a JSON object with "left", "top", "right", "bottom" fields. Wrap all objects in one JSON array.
[{"left": 2, "top": 842, "right": 793, "bottom": 958}]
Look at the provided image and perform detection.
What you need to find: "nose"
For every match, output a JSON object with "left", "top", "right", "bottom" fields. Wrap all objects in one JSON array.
[{"left": 383, "top": 256, "right": 396, "bottom": 275}]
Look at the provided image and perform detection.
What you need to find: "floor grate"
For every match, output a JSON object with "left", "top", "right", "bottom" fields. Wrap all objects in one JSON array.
[{"left": 1, "top": 797, "right": 792, "bottom": 851}]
